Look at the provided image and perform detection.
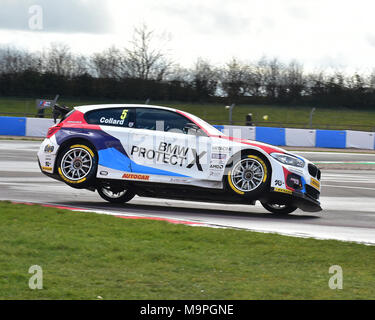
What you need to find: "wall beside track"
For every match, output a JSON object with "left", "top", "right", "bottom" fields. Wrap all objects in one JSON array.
[
  {"left": 214, "top": 125, "right": 375, "bottom": 150},
  {"left": 0, "top": 116, "right": 374, "bottom": 149},
  {"left": 0, "top": 117, "right": 26, "bottom": 136},
  {"left": 0, "top": 117, "right": 54, "bottom": 137},
  {"left": 25, "top": 118, "right": 55, "bottom": 137}
]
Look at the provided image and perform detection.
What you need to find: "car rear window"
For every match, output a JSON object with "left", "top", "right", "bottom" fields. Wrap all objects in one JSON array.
[
  {"left": 59, "top": 110, "right": 75, "bottom": 124},
  {"left": 85, "top": 108, "right": 135, "bottom": 128}
]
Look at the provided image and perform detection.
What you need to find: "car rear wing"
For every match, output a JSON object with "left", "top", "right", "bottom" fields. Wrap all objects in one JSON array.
[
  {"left": 52, "top": 104, "right": 71, "bottom": 124},
  {"left": 36, "top": 94, "right": 72, "bottom": 123}
]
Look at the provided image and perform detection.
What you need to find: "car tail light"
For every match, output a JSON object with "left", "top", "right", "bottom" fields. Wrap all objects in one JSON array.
[{"left": 46, "top": 126, "right": 61, "bottom": 138}]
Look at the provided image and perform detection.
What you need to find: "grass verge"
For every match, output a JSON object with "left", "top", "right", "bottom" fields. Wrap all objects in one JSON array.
[
  {"left": 1, "top": 97, "right": 375, "bottom": 130},
  {"left": 0, "top": 201, "right": 374, "bottom": 300}
]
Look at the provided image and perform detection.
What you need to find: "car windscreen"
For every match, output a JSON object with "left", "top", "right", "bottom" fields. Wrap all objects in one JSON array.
[{"left": 181, "top": 111, "right": 224, "bottom": 136}]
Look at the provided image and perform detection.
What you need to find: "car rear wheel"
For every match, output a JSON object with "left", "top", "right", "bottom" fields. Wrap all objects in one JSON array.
[
  {"left": 57, "top": 143, "right": 97, "bottom": 188},
  {"left": 97, "top": 185, "right": 136, "bottom": 203},
  {"left": 261, "top": 202, "right": 297, "bottom": 214},
  {"left": 225, "top": 153, "right": 271, "bottom": 198}
]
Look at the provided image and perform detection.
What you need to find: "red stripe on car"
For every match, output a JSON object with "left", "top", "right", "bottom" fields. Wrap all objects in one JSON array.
[{"left": 61, "top": 110, "right": 101, "bottom": 130}]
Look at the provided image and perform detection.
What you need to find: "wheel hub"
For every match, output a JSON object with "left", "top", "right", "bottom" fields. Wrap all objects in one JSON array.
[
  {"left": 101, "top": 186, "right": 127, "bottom": 199},
  {"left": 243, "top": 170, "right": 254, "bottom": 180},
  {"left": 73, "top": 159, "right": 82, "bottom": 169}
]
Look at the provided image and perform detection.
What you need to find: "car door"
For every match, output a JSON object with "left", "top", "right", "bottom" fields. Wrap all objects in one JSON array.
[
  {"left": 162, "top": 125, "right": 211, "bottom": 180},
  {"left": 126, "top": 108, "right": 211, "bottom": 182}
]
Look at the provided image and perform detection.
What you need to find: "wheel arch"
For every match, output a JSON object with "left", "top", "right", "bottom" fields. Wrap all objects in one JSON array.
[
  {"left": 224, "top": 148, "right": 272, "bottom": 173},
  {"left": 54, "top": 137, "right": 98, "bottom": 174}
]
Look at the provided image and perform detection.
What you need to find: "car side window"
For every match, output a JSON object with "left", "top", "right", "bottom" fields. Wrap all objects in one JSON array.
[
  {"left": 85, "top": 108, "right": 135, "bottom": 128},
  {"left": 135, "top": 108, "right": 195, "bottom": 134}
]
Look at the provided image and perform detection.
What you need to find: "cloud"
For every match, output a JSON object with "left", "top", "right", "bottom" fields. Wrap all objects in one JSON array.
[
  {"left": 1, "top": 0, "right": 375, "bottom": 71},
  {"left": 151, "top": 1, "right": 252, "bottom": 36},
  {"left": 0, "top": 0, "right": 112, "bottom": 33},
  {"left": 287, "top": 5, "right": 310, "bottom": 20},
  {"left": 366, "top": 34, "right": 375, "bottom": 47}
]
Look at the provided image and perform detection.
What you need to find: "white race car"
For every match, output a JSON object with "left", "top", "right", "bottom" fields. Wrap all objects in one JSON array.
[{"left": 38, "top": 104, "right": 322, "bottom": 214}]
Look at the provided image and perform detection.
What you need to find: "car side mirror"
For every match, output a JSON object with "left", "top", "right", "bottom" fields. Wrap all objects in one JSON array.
[
  {"left": 184, "top": 122, "right": 199, "bottom": 131},
  {"left": 184, "top": 123, "right": 206, "bottom": 136}
]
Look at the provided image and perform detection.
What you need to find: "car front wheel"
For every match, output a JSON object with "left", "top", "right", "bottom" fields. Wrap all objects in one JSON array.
[
  {"left": 225, "top": 153, "right": 271, "bottom": 198},
  {"left": 261, "top": 202, "right": 297, "bottom": 214}
]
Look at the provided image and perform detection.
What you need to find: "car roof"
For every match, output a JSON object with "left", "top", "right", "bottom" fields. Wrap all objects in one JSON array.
[{"left": 74, "top": 104, "right": 177, "bottom": 114}]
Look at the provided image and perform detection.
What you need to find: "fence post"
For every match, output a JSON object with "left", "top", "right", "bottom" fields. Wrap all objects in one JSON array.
[{"left": 309, "top": 107, "right": 316, "bottom": 128}]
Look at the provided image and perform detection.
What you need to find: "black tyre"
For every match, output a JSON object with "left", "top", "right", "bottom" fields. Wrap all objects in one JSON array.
[
  {"left": 225, "top": 153, "right": 271, "bottom": 198},
  {"left": 56, "top": 142, "right": 97, "bottom": 189},
  {"left": 261, "top": 202, "right": 297, "bottom": 214},
  {"left": 97, "top": 185, "right": 136, "bottom": 203}
]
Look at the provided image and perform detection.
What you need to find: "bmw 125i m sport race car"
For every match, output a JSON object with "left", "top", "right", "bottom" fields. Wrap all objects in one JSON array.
[{"left": 37, "top": 104, "right": 322, "bottom": 214}]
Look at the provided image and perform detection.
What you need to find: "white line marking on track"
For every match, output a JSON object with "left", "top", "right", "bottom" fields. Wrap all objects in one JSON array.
[
  {"left": 294, "top": 151, "right": 375, "bottom": 156},
  {"left": 323, "top": 184, "right": 375, "bottom": 191}
]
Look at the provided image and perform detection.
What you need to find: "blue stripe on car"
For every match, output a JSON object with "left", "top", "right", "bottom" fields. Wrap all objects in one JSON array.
[
  {"left": 56, "top": 128, "right": 189, "bottom": 177},
  {"left": 300, "top": 176, "right": 306, "bottom": 193},
  {"left": 55, "top": 128, "right": 129, "bottom": 156},
  {"left": 98, "top": 147, "right": 189, "bottom": 177}
]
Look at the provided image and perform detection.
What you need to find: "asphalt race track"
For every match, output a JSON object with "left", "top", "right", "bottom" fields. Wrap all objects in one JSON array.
[{"left": 1, "top": 140, "right": 375, "bottom": 245}]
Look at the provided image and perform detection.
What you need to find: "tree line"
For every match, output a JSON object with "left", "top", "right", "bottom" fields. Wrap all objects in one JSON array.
[{"left": 1, "top": 24, "right": 375, "bottom": 109}]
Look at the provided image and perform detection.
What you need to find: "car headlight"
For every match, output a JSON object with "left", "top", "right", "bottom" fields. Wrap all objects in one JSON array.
[{"left": 270, "top": 153, "right": 305, "bottom": 168}]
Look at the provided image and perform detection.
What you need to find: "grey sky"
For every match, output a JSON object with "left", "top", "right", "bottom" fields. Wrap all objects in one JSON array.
[
  {"left": 152, "top": 3, "right": 252, "bottom": 36},
  {"left": 0, "top": 0, "right": 111, "bottom": 33},
  {"left": 0, "top": 0, "right": 374, "bottom": 72}
]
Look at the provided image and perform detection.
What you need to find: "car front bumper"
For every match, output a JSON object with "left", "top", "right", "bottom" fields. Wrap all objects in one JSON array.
[{"left": 261, "top": 187, "right": 322, "bottom": 212}]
